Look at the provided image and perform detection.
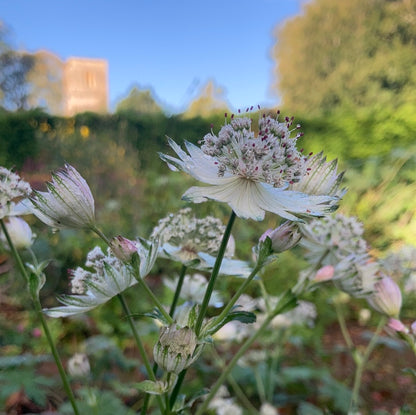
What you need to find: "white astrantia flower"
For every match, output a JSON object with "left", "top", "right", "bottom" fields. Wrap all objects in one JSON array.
[
  {"left": 151, "top": 208, "right": 251, "bottom": 277},
  {"left": 207, "top": 386, "right": 243, "bottom": 415},
  {"left": 31, "top": 164, "right": 95, "bottom": 230},
  {"left": 0, "top": 167, "right": 32, "bottom": 220},
  {"left": 45, "top": 238, "right": 159, "bottom": 317},
  {"left": 159, "top": 114, "right": 340, "bottom": 221},
  {"left": 164, "top": 273, "right": 223, "bottom": 307}
]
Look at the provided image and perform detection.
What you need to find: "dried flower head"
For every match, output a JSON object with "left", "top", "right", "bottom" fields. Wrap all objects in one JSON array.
[
  {"left": 31, "top": 164, "right": 95, "bottom": 230},
  {"left": 0, "top": 167, "right": 32, "bottom": 219},
  {"left": 160, "top": 114, "right": 340, "bottom": 221}
]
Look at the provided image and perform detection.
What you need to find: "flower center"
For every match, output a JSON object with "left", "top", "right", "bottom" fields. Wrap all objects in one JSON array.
[{"left": 200, "top": 115, "right": 308, "bottom": 187}]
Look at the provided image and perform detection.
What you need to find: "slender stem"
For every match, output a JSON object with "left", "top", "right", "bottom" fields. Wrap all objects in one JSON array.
[
  {"left": 195, "top": 210, "right": 236, "bottom": 336},
  {"left": 349, "top": 317, "right": 386, "bottom": 413},
  {"left": 334, "top": 301, "right": 354, "bottom": 351},
  {"left": 90, "top": 225, "right": 112, "bottom": 246},
  {"left": 196, "top": 310, "right": 276, "bottom": 415},
  {"left": 169, "top": 211, "right": 236, "bottom": 410},
  {"left": 210, "top": 348, "right": 259, "bottom": 414},
  {"left": 169, "top": 264, "right": 187, "bottom": 316},
  {"left": 135, "top": 276, "right": 174, "bottom": 324},
  {"left": 207, "top": 263, "right": 261, "bottom": 332},
  {"left": 1, "top": 219, "right": 80, "bottom": 415},
  {"left": 117, "top": 293, "right": 165, "bottom": 413}
]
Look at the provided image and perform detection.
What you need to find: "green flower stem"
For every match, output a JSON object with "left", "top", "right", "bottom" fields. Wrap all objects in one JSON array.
[
  {"left": 0, "top": 219, "right": 80, "bottom": 415},
  {"left": 90, "top": 225, "right": 112, "bottom": 246},
  {"left": 210, "top": 348, "right": 259, "bottom": 415},
  {"left": 195, "top": 210, "right": 236, "bottom": 336},
  {"left": 169, "top": 211, "right": 236, "bottom": 410},
  {"left": 334, "top": 301, "right": 354, "bottom": 351},
  {"left": 195, "top": 292, "right": 295, "bottom": 415},
  {"left": 207, "top": 263, "right": 262, "bottom": 332},
  {"left": 349, "top": 317, "right": 387, "bottom": 414},
  {"left": 169, "top": 264, "right": 187, "bottom": 316},
  {"left": 117, "top": 293, "right": 165, "bottom": 414},
  {"left": 135, "top": 276, "right": 174, "bottom": 324}
]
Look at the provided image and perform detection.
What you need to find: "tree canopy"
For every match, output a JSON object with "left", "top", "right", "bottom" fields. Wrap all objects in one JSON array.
[
  {"left": 115, "top": 86, "right": 163, "bottom": 114},
  {"left": 272, "top": 0, "right": 416, "bottom": 114}
]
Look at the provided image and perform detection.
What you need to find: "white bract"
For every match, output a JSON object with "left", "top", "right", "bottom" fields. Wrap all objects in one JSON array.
[
  {"left": 31, "top": 164, "right": 95, "bottom": 230},
  {"left": 160, "top": 115, "right": 340, "bottom": 221},
  {"left": 0, "top": 216, "right": 34, "bottom": 249},
  {"left": 45, "top": 238, "right": 159, "bottom": 317},
  {"left": 0, "top": 167, "right": 32, "bottom": 220}
]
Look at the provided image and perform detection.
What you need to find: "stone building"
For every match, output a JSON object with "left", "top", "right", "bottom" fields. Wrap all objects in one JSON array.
[{"left": 62, "top": 57, "right": 109, "bottom": 116}]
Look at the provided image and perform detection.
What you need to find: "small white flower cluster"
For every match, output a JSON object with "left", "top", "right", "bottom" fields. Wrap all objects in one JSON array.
[
  {"left": 0, "top": 167, "right": 32, "bottom": 219},
  {"left": 151, "top": 207, "right": 234, "bottom": 260},
  {"left": 201, "top": 115, "right": 307, "bottom": 187}
]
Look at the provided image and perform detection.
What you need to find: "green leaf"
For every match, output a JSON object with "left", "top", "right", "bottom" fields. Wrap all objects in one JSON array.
[
  {"left": 26, "top": 261, "right": 48, "bottom": 300},
  {"left": 136, "top": 380, "right": 170, "bottom": 395},
  {"left": 204, "top": 310, "right": 256, "bottom": 336}
]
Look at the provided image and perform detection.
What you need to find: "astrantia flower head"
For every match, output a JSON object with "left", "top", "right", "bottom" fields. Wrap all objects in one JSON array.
[
  {"left": 160, "top": 113, "right": 340, "bottom": 221},
  {"left": 45, "top": 238, "right": 159, "bottom": 317},
  {"left": 300, "top": 213, "right": 368, "bottom": 266},
  {"left": 0, "top": 216, "right": 34, "bottom": 249},
  {"left": 367, "top": 274, "right": 402, "bottom": 318},
  {"left": 301, "top": 214, "right": 379, "bottom": 297},
  {"left": 151, "top": 208, "right": 250, "bottom": 277},
  {"left": 31, "top": 164, "right": 95, "bottom": 230},
  {"left": 0, "top": 167, "right": 32, "bottom": 219}
]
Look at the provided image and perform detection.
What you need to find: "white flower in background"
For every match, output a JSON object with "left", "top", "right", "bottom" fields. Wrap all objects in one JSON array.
[
  {"left": 0, "top": 167, "right": 32, "bottom": 220},
  {"left": 260, "top": 403, "right": 280, "bottom": 415},
  {"left": 151, "top": 208, "right": 251, "bottom": 277},
  {"left": 164, "top": 273, "right": 223, "bottom": 307},
  {"left": 256, "top": 298, "right": 317, "bottom": 330},
  {"left": 67, "top": 353, "right": 90, "bottom": 377},
  {"left": 31, "top": 164, "right": 95, "bottom": 230},
  {"left": 160, "top": 114, "right": 340, "bottom": 221},
  {"left": 0, "top": 216, "right": 34, "bottom": 249},
  {"left": 367, "top": 275, "right": 402, "bottom": 318},
  {"left": 207, "top": 386, "right": 243, "bottom": 415},
  {"left": 45, "top": 238, "right": 159, "bottom": 317}
]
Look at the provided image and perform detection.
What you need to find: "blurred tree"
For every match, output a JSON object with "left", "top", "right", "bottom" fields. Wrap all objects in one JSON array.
[
  {"left": 184, "top": 79, "right": 229, "bottom": 118},
  {"left": 26, "top": 50, "right": 64, "bottom": 114},
  {"left": 115, "top": 86, "right": 162, "bottom": 114},
  {"left": 272, "top": 0, "right": 416, "bottom": 114},
  {"left": 0, "top": 22, "right": 35, "bottom": 111}
]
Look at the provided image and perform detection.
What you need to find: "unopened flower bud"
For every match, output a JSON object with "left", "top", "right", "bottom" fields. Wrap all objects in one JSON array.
[
  {"left": 387, "top": 318, "right": 408, "bottom": 333},
  {"left": 153, "top": 325, "right": 200, "bottom": 374},
  {"left": 31, "top": 164, "right": 95, "bottom": 230},
  {"left": 0, "top": 217, "right": 34, "bottom": 249},
  {"left": 110, "top": 236, "right": 137, "bottom": 262},
  {"left": 411, "top": 321, "right": 416, "bottom": 335},
  {"left": 314, "top": 265, "right": 334, "bottom": 282},
  {"left": 260, "top": 222, "right": 301, "bottom": 253},
  {"left": 67, "top": 353, "right": 91, "bottom": 377},
  {"left": 367, "top": 275, "right": 402, "bottom": 318}
]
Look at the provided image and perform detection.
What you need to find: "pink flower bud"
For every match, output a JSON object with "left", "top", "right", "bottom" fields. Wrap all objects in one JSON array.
[
  {"left": 110, "top": 236, "right": 137, "bottom": 262},
  {"left": 31, "top": 327, "right": 42, "bottom": 338},
  {"left": 411, "top": 321, "right": 416, "bottom": 335},
  {"left": 367, "top": 275, "right": 402, "bottom": 318},
  {"left": 260, "top": 222, "right": 301, "bottom": 253},
  {"left": 314, "top": 265, "right": 335, "bottom": 282},
  {"left": 387, "top": 318, "right": 408, "bottom": 333}
]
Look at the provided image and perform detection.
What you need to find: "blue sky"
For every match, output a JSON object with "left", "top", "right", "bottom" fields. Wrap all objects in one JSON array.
[{"left": 1, "top": 0, "right": 304, "bottom": 113}]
